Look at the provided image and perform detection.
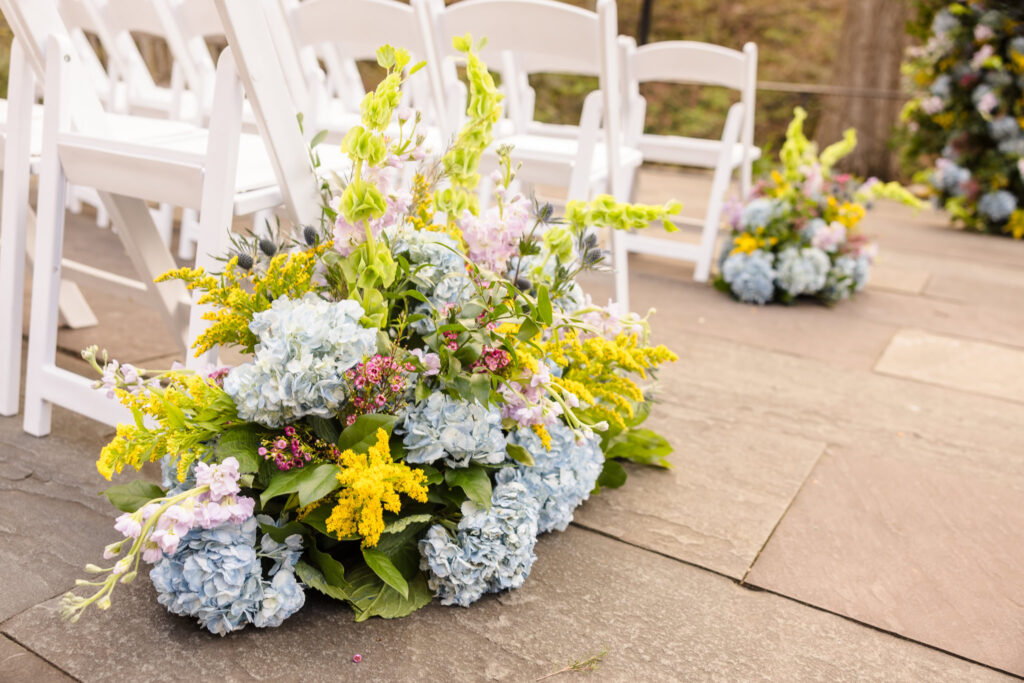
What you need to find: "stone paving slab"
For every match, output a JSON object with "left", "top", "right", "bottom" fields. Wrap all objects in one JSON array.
[
  {"left": 875, "top": 329, "right": 1024, "bottom": 403},
  {"left": 0, "top": 635, "right": 73, "bottom": 682},
  {"left": 573, "top": 400, "right": 825, "bottom": 578},
  {"left": 2, "top": 527, "right": 1008, "bottom": 682},
  {"left": 862, "top": 261, "right": 929, "bottom": 295},
  {"left": 0, "top": 411, "right": 121, "bottom": 623},
  {"left": 581, "top": 271, "right": 899, "bottom": 372},
  {"left": 745, "top": 447, "right": 1024, "bottom": 677}
]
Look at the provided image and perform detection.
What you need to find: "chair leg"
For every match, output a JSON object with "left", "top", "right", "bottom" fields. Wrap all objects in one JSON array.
[
  {"left": 177, "top": 208, "right": 199, "bottom": 260},
  {"left": 0, "top": 41, "right": 34, "bottom": 417},
  {"left": 23, "top": 133, "right": 69, "bottom": 438}
]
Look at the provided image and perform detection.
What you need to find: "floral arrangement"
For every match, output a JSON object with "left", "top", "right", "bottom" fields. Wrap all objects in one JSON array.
[
  {"left": 901, "top": 0, "right": 1024, "bottom": 238},
  {"left": 62, "top": 39, "right": 680, "bottom": 635},
  {"left": 714, "top": 108, "right": 922, "bottom": 305}
]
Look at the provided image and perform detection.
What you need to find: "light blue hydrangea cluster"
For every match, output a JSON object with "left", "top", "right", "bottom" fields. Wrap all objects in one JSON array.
[
  {"left": 223, "top": 294, "right": 377, "bottom": 427},
  {"left": 418, "top": 481, "right": 540, "bottom": 607},
  {"left": 497, "top": 423, "right": 603, "bottom": 533},
  {"left": 410, "top": 272, "right": 475, "bottom": 335},
  {"left": 978, "top": 190, "right": 1018, "bottom": 222},
  {"left": 931, "top": 160, "right": 970, "bottom": 196},
  {"left": 739, "top": 197, "right": 784, "bottom": 230},
  {"left": 821, "top": 255, "right": 870, "bottom": 302},
  {"left": 390, "top": 228, "right": 466, "bottom": 286},
  {"left": 775, "top": 246, "right": 830, "bottom": 297},
  {"left": 150, "top": 517, "right": 305, "bottom": 635},
  {"left": 400, "top": 392, "right": 508, "bottom": 467},
  {"left": 721, "top": 249, "right": 776, "bottom": 304}
]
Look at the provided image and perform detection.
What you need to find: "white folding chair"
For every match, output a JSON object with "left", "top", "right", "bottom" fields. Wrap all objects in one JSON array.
[
  {"left": 612, "top": 37, "right": 760, "bottom": 308},
  {"left": 258, "top": 0, "right": 440, "bottom": 146},
  {"left": 2, "top": 0, "right": 294, "bottom": 433},
  {"left": 419, "top": 0, "right": 639, "bottom": 203}
]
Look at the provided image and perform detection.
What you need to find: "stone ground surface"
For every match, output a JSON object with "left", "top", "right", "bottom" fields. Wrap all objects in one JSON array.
[{"left": 2, "top": 167, "right": 1023, "bottom": 682}]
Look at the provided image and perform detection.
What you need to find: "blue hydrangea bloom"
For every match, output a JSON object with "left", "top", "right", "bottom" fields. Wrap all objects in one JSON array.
[
  {"left": 930, "top": 74, "right": 953, "bottom": 99},
  {"left": 722, "top": 249, "right": 776, "bottom": 304},
  {"left": 410, "top": 273, "right": 475, "bottom": 336},
  {"left": 978, "top": 190, "right": 1018, "bottom": 222},
  {"left": 418, "top": 481, "right": 540, "bottom": 606},
  {"left": 390, "top": 228, "right": 466, "bottom": 286},
  {"left": 931, "top": 9, "right": 957, "bottom": 36},
  {"left": 1011, "top": 37, "right": 1024, "bottom": 57},
  {"left": 740, "top": 198, "right": 783, "bottom": 230},
  {"left": 931, "top": 159, "right": 970, "bottom": 196},
  {"left": 224, "top": 294, "right": 377, "bottom": 427},
  {"left": 988, "top": 116, "right": 1019, "bottom": 142},
  {"left": 400, "top": 392, "right": 508, "bottom": 467},
  {"left": 497, "top": 423, "right": 603, "bottom": 533},
  {"left": 802, "top": 218, "right": 827, "bottom": 244},
  {"left": 160, "top": 454, "right": 195, "bottom": 491},
  {"left": 821, "top": 255, "right": 870, "bottom": 302},
  {"left": 151, "top": 517, "right": 305, "bottom": 635},
  {"left": 775, "top": 246, "right": 830, "bottom": 297}
]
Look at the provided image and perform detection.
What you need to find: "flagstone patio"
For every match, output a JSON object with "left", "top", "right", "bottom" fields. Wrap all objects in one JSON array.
[{"left": 2, "top": 167, "right": 1022, "bottom": 681}]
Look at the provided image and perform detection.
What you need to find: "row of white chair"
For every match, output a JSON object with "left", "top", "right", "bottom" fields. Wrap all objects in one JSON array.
[{"left": 0, "top": 0, "right": 760, "bottom": 437}]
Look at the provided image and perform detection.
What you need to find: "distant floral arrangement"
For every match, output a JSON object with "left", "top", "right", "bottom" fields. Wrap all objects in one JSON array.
[
  {"left": 714, "top": 108, "right": 921, "bottom": 305},
  {"left": 902, "top": 0, "right": 1024, "bottom": 238},
  {"left": 62, "top": 39, "right": 680, "bottom": 635}
]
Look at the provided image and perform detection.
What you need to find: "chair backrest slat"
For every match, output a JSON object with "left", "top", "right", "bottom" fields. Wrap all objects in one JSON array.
[
  {"left": 291, "top": 0, "right": 427, "bottom": 62},
  {"left": 633, "top": 41, "right": 748, "bottom": 90},
  {"left": 215, "top": 0, "right": 323, "bottom": 227},
  {"left": 432, "top": 0, "right": 602, "bottom": 76}
]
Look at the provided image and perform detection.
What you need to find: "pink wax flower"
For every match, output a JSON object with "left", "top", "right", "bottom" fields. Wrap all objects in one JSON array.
[
  {"left": 971, "top": 45, "right": 994, "bottom": 69},
  {"left": 974, "top": 24, "right": 994, "bottom": 42}
]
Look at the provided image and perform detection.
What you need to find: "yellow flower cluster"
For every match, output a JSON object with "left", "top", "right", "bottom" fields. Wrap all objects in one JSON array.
[
  {"left": 824, "top": 196, "right": 866, "bottom": 230},
  {"left": 96, "top": 374, "right": 235, "bottom": 481},
  {"left": 408, "top": 172, "right": 436, "bottom": 232},
  {"left": 730, "top": 227, "right": 778, "bottom": 255},
  {"left": 158, "top": 244, "right": 330, "bottom": 355},
  {"left": 543, "top": 331, "right": 677, "bottom": 430},
  {"left": 1007, "top": 210, "right": 1024, "bottom": 240},
  {"left": 325, "top": 429, "right": 428, "bottom": 548}
]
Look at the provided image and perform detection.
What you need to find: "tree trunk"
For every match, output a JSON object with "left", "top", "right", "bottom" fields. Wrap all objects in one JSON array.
[{"left": 815, "top": 0, "right": 911, "bottom": 180}]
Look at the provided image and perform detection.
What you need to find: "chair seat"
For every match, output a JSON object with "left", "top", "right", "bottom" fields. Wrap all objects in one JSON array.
[
  {"left": 638, "top": 133, "right": 761, "bottom": 170},
  {"left": 485, "top": 133, "right": 643, "bottom": 187}
]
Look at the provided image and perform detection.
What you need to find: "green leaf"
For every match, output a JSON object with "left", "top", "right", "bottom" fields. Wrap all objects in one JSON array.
[
  {"left": 102, "top": 480, "right": 165, "bottom": 513},
  {"left": 257, "top": 520, "right": 308, "bottom": 543},
  {"left": 214, "top": 427, "right": 262, "bottom": 473},
  {"left": 596, "top": 460, "right": 627, "bottom": 489},
  {"left": 506, "top": 443, "right": 534, "bottom": 466},
  {"left": 536, "top": 286, "right": 553, "bottom": 325},
  {"left": 445, "top": 467, "right": 492, "bottom": 510},
  {"left": 516, "top": 317, "right": 541, "bottom": 342},
  {"left": 309, "top": 544, "right": 350, "bottom": 590},
  {"left": 337, "top": 414, "right": 397, "bottom": 452},
  {"left": 294, "top": 560, "right": 351, "bottom": 602},
  {"left": 309, "top": 129, "right": 328, "bottom": 149},
  {"left": 347, "top": 565, "right": 433, "bottom": 621},
  {"left": 307, "top": 416, "right": 341, "bottom": 444},
  {"left": 362, "top": 548, "right": 409, "bottom": 599},
  {"left": 382, "top": 513, "right": 433, "bottom": 535},
  {"left": 259, "top": 463, "right": 342, "bottom": 507},
  {"left": 605, "top": 428, "right": 672, "bottom": 469}
]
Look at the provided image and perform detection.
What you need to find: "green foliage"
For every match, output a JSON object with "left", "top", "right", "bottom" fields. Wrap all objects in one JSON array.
[
  {"left": 102, "top": 480, "right": 166, "bottom": 513},
  {"left": 444, "top": 466, "right": 493, "bottom": 511},
  {"left": 260, "top": 463, "right": 342, "bottom": 507}
]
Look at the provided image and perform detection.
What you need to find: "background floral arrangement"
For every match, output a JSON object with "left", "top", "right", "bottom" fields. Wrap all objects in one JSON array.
[
  {"left": 62, "top": 39, "right": 680, "bottom": 635},
  {"left": 901, "top": 0, "right": 1024, "bottom": 238},
  {"left": 714, "top": 108, "right": 922, "bottom": 305}
]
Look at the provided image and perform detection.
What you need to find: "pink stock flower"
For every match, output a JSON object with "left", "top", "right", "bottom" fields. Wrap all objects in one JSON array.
[
  {"left": 410, "top": 349, "right": 441, "bottom": 376},
  {"left": 195, "top": 457, "right": 241, "bottom": 501},
  {"left": 114, "top": 513, "right": 142, "bottom": 539},
  {"left": 811, "top": 221, "right": 847, "bottom": 253}
]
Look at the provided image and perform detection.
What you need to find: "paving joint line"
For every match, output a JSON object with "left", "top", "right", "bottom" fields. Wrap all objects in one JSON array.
[
  {"left": 570, "top": 523, "right": 1022, "bottom": 680},
  {"left": 738, "top": 441, "right": 829, "bottom": 585}
]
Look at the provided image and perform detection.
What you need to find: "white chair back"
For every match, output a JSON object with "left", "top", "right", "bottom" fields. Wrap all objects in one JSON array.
[
  {"left": 626, "top": 39, "right": 758, "bottom": 195},
  {"left": 216, "top": 0, "right": 323, "bottom": 227},
  {"left": 421, "top": 0, "right": 625, "bottom": 196}
]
